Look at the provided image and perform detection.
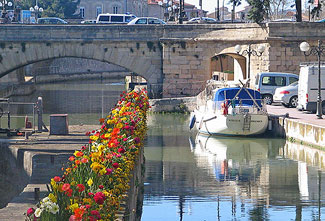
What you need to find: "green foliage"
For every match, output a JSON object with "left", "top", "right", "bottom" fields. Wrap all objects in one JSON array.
[
  {"left": 17, "top": 0, "right": 80, "bottom": 18},
  {"left": 247, "top": 0, "right": 270, "bottom": 23}
]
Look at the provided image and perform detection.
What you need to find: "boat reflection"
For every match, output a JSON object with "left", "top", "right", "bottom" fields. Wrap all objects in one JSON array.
[{"left": 190, "top": 134, "right": 283, "bottom": 183}]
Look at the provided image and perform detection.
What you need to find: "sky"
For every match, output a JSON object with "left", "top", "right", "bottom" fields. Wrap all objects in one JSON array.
[
  {"left": 185, "top": 0, "right": 248, "bottom": 13},
  {"left": 184, "top": 0, "right": 309, "bottom": 14}
]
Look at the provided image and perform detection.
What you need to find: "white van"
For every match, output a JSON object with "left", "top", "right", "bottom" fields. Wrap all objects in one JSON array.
[
  {"left": 297, "top": 64, "right": 325, "bottom": 112},
  {"left": 96, "top": 13, "right": 136, "bottom": 24},
  {"left": 255, "top": 72, "right": 299, "bottom": 105}
]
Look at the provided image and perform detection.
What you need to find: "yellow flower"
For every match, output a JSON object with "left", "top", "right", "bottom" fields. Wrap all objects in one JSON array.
[
  {"left": 48, "top": 193, "right": 57, "bottom": 203},
  {"left": 70, "top": 203, "right": 79, "bottom": 211},
  {"left": 71, "top": 181, "right": 76, "bottom": 186},
  {"left": 51, "top": 179, "right": 58, "bottom": 190},
  {"left": 116, "top": 123, "right": 123, "bottom": 129},
  {"left": 98, "top": 145, "right": 106, "bottom": 152},
  {"left": 83, "top": 198, "right": 92, "bottom": 204},
  {"left": 87, "top": 178, "right": 93, "bottom": 186},
  {"left": 99, "top": 168, "right": 107, "bottom": 175}
]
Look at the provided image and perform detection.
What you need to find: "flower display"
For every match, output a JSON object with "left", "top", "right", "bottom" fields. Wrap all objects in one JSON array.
[{"left": 25, "top": 89, "right": 149, "bottom": 221}]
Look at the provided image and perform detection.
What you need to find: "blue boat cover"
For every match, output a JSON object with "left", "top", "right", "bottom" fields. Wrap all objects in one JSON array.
[{"left": 213, "top": 87, "right": 262, "bottom": 107}]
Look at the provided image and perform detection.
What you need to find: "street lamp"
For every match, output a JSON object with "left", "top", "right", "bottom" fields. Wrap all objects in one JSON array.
[
  {"left": 0, "top": 0, "right": 13, "bottom": 23},
  {"left": 158, "top": 0, "right": 169, "bottom": 22},
  {"left": 29, "top": 1, "right": 43, "bottom": 22},
  {"left": 235, "top": 44, "right": 265, "bottom": 83},
  {"left": 300, "top": 40, "right": 324, "bottom": 119}
]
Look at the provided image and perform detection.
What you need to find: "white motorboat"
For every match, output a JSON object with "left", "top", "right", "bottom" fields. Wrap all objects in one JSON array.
[{"left": 190, "top": 86, "right": 269, "bottom": 136}]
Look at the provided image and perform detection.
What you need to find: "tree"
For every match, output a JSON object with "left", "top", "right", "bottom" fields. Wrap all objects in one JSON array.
[
  {"left": 268, "top": 0, "right": 294, "bottom": 20},
  {"left": 229, "top": 0, "right": 241, "bottom": 21},
  {"left": 17, "top": 0, "right": 80, "bottom": 18},
  {"left": 295, "top": 0, "right": 302, "bottom": 21},
  {"left": 247, "top": 0, "right": 270, "bottom": 23}
]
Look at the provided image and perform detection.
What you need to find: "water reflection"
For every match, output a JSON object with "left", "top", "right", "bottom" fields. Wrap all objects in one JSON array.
[
  {"left": 142, "top": 113, "right": 325, "bottom": 221},
  {"left": 1, "top": 79, "right": 125, "bottom": 127}
]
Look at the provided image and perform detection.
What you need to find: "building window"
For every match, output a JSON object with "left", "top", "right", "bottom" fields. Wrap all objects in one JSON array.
[
  {"left": 113, "top": 6, "right": 118, "bottom": 14},
  {"left": 80, "top": 7, "right": 85, "bottom": 18},
  {"left": 96, "top": 6, "right": 102, "bottom": 17}
]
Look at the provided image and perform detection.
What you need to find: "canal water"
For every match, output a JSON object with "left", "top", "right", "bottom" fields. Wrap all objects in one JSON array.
[{"left": 142, "top": 113, "right": 325, "bottom": 221}]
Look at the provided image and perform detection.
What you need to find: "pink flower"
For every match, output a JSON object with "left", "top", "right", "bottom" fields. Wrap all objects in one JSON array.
[
  {"left": 106, "top": 168, "right": 113, "bottom": 175},
  {"left": 62, "top": 183, "right": 71, "bottom": 191},
  {"left": 134, "top": 137, "right": 140, "bottom": 144},
  {"left": 26, "top": 208, "right": 34, "bottom": 216},
  {"left": 123, "top": 138, "right": 128, "bottom": 141},
  {"left": 81, "top": 158, "right": 89, "bottom": 163}
]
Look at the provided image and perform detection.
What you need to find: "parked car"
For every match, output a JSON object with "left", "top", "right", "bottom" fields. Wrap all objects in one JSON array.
[
  {"left": 255, "top": 72, "right": 299, "bottom": 105},
  {"left": 187, "top": 17, "right": 217, "bottom": 24},
  {"left": 37, "top": 17, "right": 68, "bottom": 24},
  {"left": 127, "top": 17, "right": 166, "bottom": 25},
  {"left": 273, "top": 81, "right": 298, "bottom": 107},
  {"left": 96, "top": 13, "right": 136, "bottom": 24},
  {"left": 81, "top": 20, "right": 96, "bottom": 24}
]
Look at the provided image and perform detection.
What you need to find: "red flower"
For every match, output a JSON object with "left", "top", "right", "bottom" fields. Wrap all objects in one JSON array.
[
  {"left": 88, "top": 192, "right": 94, "bottom": 197},
  {"left": 53, "top": 176, "right": 61, "bottom": 182},
  {"left": 77, "top": 184, "right": 85, "bottom": 192},
  {"left": 93, "top": 192, "right": 105, "bottom": 205},
  {"left": 112, "top": 163, "right": 119, "bottom": 169},
  {"left": 118, "top": 148, "right": 125, "bottom": 153},
  {"left": 69, "top": 156, "right": 75, "bottom": 161},
  {"left": 91, "top": 210, "right": 101, "bottom": 219},
  {"left": 98, "top": 185, "right": 104, "bottom": 189},
  {"left": 65, "top": 188, "right": 73, "bottom": 197},
  {"left": 62, "top": 183, "right": 71, "bottom": 191}
]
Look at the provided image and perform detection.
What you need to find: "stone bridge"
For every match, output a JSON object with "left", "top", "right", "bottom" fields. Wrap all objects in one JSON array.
[{"left": 0, "top": 23, "right": 324, "bottom": 98}]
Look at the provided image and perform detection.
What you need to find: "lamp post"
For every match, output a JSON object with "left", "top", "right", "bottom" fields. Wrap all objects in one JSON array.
[
  {"left": 300, "top": 40, "right": 324, "bottom": 119},
  {"left": 29, "top": 0, "right": 43, "bottom": 23},
  {"left": 0, "top": 0, "right": 13, "bottom": 23},
  {"left": 158, "top": 0, "right": 169, "bottom": 22},
  {"left": 235, "top": 44, "right": 265, "bottom": 83}
]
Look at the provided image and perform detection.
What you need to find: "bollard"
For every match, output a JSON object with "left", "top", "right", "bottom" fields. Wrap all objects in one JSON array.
[
  {"left": 37, "top": 97, "right": 43, "bottom": 132},
  {"left": 34, "top": 187, "right": 40, "bottom": 201}
]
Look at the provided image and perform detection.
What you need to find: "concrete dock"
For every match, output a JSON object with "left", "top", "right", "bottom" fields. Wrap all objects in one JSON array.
[{"left": 267, "top": 104, "right": 325, "bottom": 148}]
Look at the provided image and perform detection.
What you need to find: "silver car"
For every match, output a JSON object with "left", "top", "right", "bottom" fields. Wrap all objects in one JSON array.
[{"left": 273, "top": 81, "right": 298, "bottom": 107}]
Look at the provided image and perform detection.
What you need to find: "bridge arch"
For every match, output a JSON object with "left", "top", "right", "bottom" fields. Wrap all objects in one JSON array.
[
  {"left": 0, "top": 41, "right": 163, "bottom": 97},
  {"left": 210, "top": 53, "right": 246, "bottom": 81}
]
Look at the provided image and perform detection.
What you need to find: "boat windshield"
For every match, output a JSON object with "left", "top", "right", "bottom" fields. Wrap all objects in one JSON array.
[{"left": 213, "top": 87, "right": 262, "bottom": 109}]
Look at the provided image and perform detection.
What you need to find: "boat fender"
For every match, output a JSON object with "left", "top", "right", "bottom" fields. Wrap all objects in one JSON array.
[
  {"left": 189, "top": 113, "right": 196, "bottom": 130},
  {"left": 221, "top": 102, "right": 228, "bottom": 115}
]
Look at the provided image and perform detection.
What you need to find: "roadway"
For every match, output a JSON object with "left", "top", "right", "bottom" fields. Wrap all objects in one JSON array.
[{"left": 267, "top": 104, "right": 325, "bottom": 128}]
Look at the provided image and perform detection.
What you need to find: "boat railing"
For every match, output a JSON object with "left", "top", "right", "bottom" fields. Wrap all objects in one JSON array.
[{"left": 214, "top": 99, "right": 267, "bottom": 114}]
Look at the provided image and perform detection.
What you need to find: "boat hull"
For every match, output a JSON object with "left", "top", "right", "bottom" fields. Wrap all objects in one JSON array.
[{"left": 194, "top": 110, "right": 268, "bottom": 136}]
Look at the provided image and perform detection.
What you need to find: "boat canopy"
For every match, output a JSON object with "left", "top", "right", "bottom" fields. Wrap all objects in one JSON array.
[{"left": 213, "top": 87, "right": 262, "bottom": 106}]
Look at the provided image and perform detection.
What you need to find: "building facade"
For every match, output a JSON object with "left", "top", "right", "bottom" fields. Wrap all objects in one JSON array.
[{"left": 78, "top": 0, "right": 148, "bottom": 20}]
